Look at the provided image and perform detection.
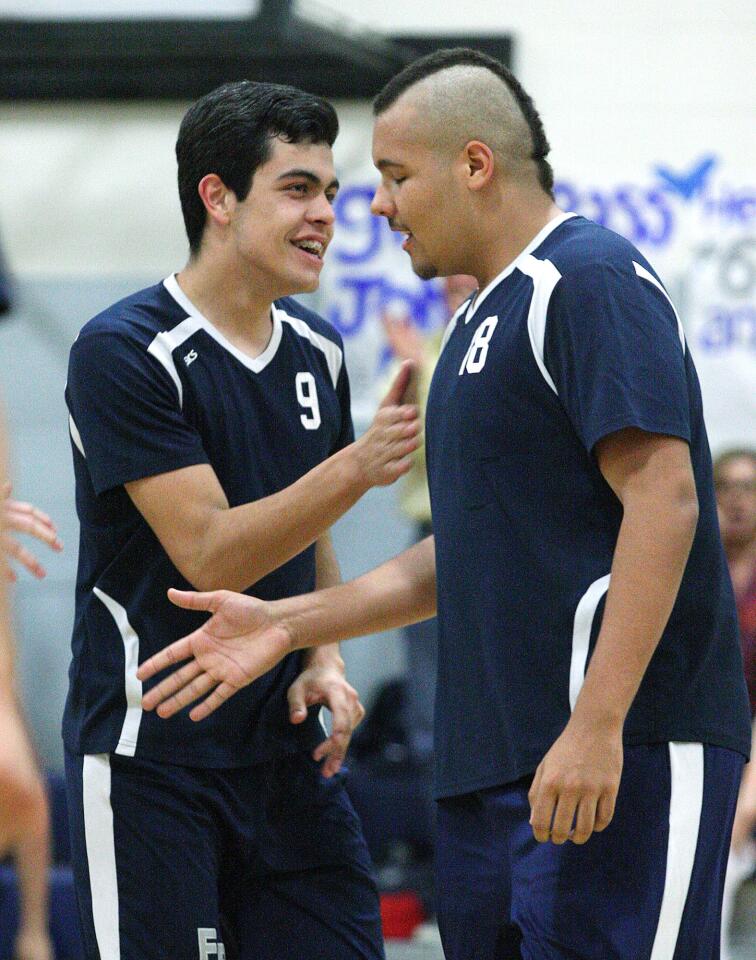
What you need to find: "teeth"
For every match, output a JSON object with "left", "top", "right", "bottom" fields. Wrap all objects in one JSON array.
[{"left": 294, "top": 240, "right": 324, "bottom": 257}]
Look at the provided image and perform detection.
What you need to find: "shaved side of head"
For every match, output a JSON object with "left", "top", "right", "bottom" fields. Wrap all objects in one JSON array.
[
  {"left": 399, "top": 65, "right": 536, "bottom": 181},
  {"left": 374, "top": 48, "right": 554, "bottom": 196}
]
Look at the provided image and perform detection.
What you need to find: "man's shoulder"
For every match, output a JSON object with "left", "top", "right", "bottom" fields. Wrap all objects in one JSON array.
[
  {"left": 75, "top": 280, "right": 183, "bottom": 349},
  {"left": 274, "top": 296, "right": 344, "bottom": 349},
  {"left": 540, "top": 216, "right": 646, "bottom": 280}
]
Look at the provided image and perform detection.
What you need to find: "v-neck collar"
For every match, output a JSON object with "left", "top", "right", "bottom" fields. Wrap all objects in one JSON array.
[
  {"left": 464, "top": 211, "right": 576, "bottom": 325},
  {"left": 163, "top": 273, "right": 283, "bottom": 373}
]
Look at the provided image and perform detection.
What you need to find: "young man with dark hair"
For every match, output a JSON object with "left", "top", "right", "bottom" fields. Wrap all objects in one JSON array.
[
  {"left": 64, "top": 80, "right": 420, "bottom": 959},
  {"left": 139, "top": 53, "right": 751, "bottom": 960}
]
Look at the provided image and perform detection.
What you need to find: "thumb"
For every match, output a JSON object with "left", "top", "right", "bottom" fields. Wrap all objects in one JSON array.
[
  {"left": 379, "top": 359, "right": 417, "bottom": 407},
  {"left": 287, "top": 685, "right": 308, "bottom": 724},
  {"left": 167, "top": 587, "right": 222, "bottom": 612}
]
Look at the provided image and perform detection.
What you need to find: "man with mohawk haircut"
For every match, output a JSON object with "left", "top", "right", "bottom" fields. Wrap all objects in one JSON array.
[{"left": 139, "top": 51, "right": 751, "bottom": 960}]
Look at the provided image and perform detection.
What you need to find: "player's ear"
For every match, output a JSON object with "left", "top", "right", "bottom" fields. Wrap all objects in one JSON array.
[
  {"left": 462, "top": 140, "right": 495, "bottom": 192},
  {"left": 197, "top": 174, "right": 235, "bottom": 227}
]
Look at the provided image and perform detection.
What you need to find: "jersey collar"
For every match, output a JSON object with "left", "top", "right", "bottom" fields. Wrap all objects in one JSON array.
[
  {"left": 464, "top": 211, "right": 577, "bottom": 325},
  {"left": 162, "top": 273, "right": 284, "bottom": 373}
]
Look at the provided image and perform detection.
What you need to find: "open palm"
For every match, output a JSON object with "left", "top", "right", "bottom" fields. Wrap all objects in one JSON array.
[{"left": 137, "top": 589, "right": 293, "bottom": 721}]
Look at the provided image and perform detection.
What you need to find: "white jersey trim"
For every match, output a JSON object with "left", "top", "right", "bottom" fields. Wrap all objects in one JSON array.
[
  {"left": 93, "top": 587, "right": 143, "bottom": 757},
  {"left": 649, "top": 742, "right": 704, "bottom": 960},
  {"left": 147, "top": 315, "right": 203, "bottom": 409},
  {"left": 158, "top": 274, "right": 342, "bottom": 395},
  {"left": 464, "top": 211, "right": 576, "bottom": 326},
  {"left": 277, "top": 309, "right": 344, "bottom": 389},
  {"left": 569, "top": 574, "right": 611, "bottom": 710},
  {"left": 517, "top": 254, "right": 562, "bottom": 396},
  {"left": 83, "top": 754, "right": 121, "bottom": 960},
  {"left": 632, "top": 261, "right": 686, "bottom": 354},
  {"left": 69, "top": 414, "right": 86, "bottom": 458},
  {"left": 439, "top": 299, "right": 471, "bottom": 355}
]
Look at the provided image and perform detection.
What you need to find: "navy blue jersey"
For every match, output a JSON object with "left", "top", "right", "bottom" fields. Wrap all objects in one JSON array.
[
  {"left": 426, "top": 213, "right": 751, "bottom": 798},
  {"left": 64, "top": 275, "right": 354, "bottom": 766}
]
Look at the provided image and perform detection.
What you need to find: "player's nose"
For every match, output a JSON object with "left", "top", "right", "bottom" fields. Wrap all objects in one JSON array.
[
  {"left": 370, "top": 183, "right": 394, "bottom": 219},
  {"left": 308, "top": 191, "right": 336, "bottom": 225}
]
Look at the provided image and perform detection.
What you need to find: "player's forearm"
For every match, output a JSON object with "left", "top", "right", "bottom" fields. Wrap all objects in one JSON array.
[
  {"left": 278, "top": 536, "right": 437, "bottom": 651},
  {"left": 304, "top": 534, "right": 344, "bottom": 668},
  {"left": 572, "top": 482, "right": 698, "bottom": 730},
  {"left": 193, "top": 445, "right": 371, "bottom": 592}
]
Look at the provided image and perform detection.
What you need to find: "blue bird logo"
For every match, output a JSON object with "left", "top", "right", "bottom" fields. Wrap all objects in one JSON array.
[{"left": 653, "top": 155, "right": 718, "bottom": 201}]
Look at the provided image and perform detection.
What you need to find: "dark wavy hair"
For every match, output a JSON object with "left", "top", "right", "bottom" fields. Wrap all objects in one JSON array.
[
  {"left": 374, "top": 47, "right": 554, "bottom": 196},
  {"left": 177, "top": 80, "right": 339, "bottom": 254}
]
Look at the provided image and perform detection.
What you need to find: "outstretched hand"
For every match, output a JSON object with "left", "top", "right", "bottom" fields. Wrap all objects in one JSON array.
[
  {"left": 2, "top": 482, "right": 63, "bottom": 580},
  {"left": 137, "top": 589, "right": 293, "bottom": 721}
]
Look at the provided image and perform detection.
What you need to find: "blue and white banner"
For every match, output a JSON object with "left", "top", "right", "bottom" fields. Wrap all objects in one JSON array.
[{"left": 322, "top": 137, "right": 754, "bottom": 450}]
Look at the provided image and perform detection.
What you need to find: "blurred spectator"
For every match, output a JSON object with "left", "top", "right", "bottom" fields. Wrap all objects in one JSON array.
[
  {"left": 1, "top": 408, "right": 61, "bottom": 960},
  {"left": 715, "top": 448, "right": 756, "bottom": 960},
  {"left": 381, "top": 275, "right": 477, "bottom": 759}
]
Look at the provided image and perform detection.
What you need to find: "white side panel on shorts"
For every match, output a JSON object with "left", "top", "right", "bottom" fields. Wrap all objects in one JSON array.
[
  {"left": 649, "top": 742, "right": 704, "bottom": 960},
  {"left": 569, "top": 574, "right": 611, "bottom": 710},
  {"left": 83, "top": 754, "right": 121, "bottom": 960},
  {"left": 69, "top": 414, "right": 86, "bottom": 458},
  {"left": 517, "top": 254, "right": 561, "bottom": 396},
  {"left": 93, "top": 587, "right": 143, "bottom": 757}
]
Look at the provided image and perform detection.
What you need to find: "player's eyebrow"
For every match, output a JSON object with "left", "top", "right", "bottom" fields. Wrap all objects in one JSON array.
[
  {"left": 375, "top": 159, "right": 405, "bottom": 172},
  {"left": 276, "top": 169, "right": 340, "bottom": 192}
]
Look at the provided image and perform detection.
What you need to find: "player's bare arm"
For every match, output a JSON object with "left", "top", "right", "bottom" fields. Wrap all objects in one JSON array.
[
  {"left": 137, "top": 535, "right": 437, "bottom": 720},
  {"left": 126, "top": 361, "right": 419, "bottom": 593},
  {"left": 286, "top": 532, "right": 365, "bottom": 778},
  {"left": 528, "top": 427, "right": 699, "bottom": 846}
]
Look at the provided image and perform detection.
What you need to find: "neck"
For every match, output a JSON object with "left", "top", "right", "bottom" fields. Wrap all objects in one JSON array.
[
  {"left": 177, "top": 253, "right": 275, "bottom": 356},
  {"left": 470, "top": 188, "right": 563, "bottom": 290}
]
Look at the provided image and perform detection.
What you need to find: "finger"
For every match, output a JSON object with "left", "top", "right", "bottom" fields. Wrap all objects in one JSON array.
[
  {"left": 549, "top": 791, "right": 579, "bottom": 845},
  {"left": 6, "top": 540, "right": 46, "bottom": 579},
  {"left": 571, "top": 795, "right": 598, "bottom": 845},
  {"left": 594, "top": 790, "right": 617, "bottom": 833},
  {"left": 6, "top": 498, "right": 57, "bottom": 530},
  {"left": 141, "top": 658, "right": 203, "bottom": 710},
  {"left": 379, "top": 360, "right": 416, "bottom": 407},
  {"left": 155, "top": 669, "right": 216, "bottom": 719},
  {"left": 189, "top": 681, "right": 235, "bottom": 722},
  {"left": 4, "top": 508, "right": 63, "bottom": 551},
  {"left": 529, "top": 779, "right": 557, "bottom": 844},
  {"left": 313, "top": 732, "right": 349, "bottom": 778},
  {"left": 10, "top": 544, "right": 47, "bottom": 580},
  {"left": 0, "top": 481, "right": 10, "bottom": 499},
  {"left": 136, "top": 636, "right": 195, "bottom": 682},
  {"left": 167, "top": 587, "right": 224, "bottom": 612},
  {"left": 287, "top": 682, "right": 309, "bottom": 724}
]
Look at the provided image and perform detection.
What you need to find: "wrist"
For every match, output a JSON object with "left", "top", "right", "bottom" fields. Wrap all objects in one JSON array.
[
  {"left": 340, "top": 438, "right": 374, "bottom": 495},
  {"left": 303, "top": 644, "right": 344, "bottom": 671}
]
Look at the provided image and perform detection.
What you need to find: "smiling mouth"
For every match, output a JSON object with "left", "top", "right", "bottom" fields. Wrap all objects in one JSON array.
[{"left": 292, "top": 239, "right": 326, "bottom": 260}]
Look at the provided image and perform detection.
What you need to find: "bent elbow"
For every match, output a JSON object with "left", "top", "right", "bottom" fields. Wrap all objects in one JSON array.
[{"left": 677, "top": 481, "right": 699, "bottom": 540}]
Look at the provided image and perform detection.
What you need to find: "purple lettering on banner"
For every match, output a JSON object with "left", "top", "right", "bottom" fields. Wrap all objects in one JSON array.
[
  {"left": 327, "top": 275, "right": 384, "bottom": 335},
  {"left": 698, "top": 305, "right": 756, "bottom": 352},
  {"left": 332, "top": 186, "right": 383, "bottom": 264}
]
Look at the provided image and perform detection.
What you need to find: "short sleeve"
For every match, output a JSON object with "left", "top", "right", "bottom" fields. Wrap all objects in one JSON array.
[
  {"left": 333, "top": 351, "right": 355, "bottom": 453},
  {"left": 67, "top": 330, "right": 209, "bottom": 495},
  {"left": 544, "top": 259, "right": 691, "bottom": 454}
]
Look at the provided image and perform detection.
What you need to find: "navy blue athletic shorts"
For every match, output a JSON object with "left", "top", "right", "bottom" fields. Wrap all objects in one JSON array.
[
  {"left": 64, "top": 749, "right": 384, "bottom": 960},
  {"left": 435, "top": 742, "right": 744, "bottom": 960}
]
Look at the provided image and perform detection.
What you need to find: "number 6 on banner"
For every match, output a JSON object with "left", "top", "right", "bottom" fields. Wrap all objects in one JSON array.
[{"left": 295, "top": 372, "right": 321, "bottom": 429}]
